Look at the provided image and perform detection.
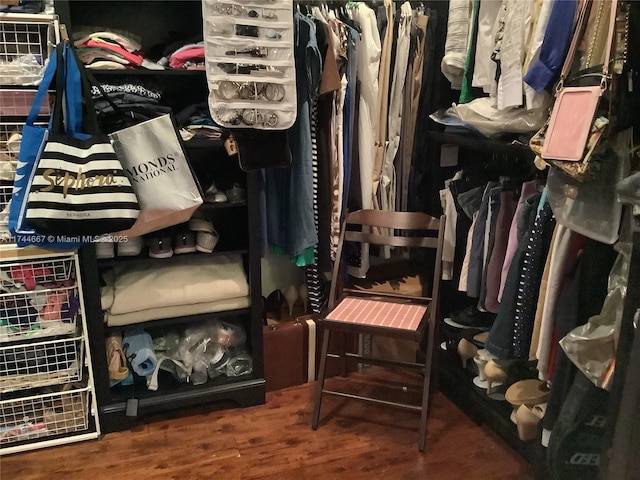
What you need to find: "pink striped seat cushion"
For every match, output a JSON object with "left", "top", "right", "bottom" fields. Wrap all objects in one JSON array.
[{"left": 325, "top": 297, "right": 427, "bottom": 331}]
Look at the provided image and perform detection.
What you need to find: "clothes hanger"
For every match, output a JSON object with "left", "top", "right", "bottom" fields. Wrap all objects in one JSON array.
[{"left": 339, "top": 4, "right": 362, "bottom": 33}]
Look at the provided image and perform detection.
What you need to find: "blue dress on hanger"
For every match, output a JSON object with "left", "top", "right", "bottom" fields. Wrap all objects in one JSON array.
[{"left": 265, "top": 13, "right": 322, "bottom": 265}]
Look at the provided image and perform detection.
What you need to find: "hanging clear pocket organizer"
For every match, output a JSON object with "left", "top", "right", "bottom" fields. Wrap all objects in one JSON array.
[{"left": 202, "top": 0, "right": 297, "bottom": 130}]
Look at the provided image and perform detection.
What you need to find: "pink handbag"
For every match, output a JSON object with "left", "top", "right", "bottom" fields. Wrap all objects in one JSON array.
[
  {"left": 541, "top": 0, "right": 617, "bottom": 163},
  {"left": 542, "top": 86, "right": 603, "bottom": 162}
]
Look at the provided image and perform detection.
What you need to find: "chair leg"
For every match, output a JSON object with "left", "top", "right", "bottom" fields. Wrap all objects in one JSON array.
[
  {"left": 311, "top": 327, "right": 331, "bottom": 430},
  {"left": 339, "top": 331, "right": 347, "bottom": 377},
  {"left": 419, "top": 323, "right": 437, "bottom": 452}
]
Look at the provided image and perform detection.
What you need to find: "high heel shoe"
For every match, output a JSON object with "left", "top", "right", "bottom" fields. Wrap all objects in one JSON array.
[
  {"left": 484, "top": 359, "right": 508, "bottom": 395},
  {"left": 284, "top": 285, "right": 299, "bottom": 316},
  {"left": 505, "top": 379, "right": 549, "bottom": 407},
  {"left": 263, "top": 289, "right": 285, "bottom": 320},
  {"left": 473, "top": 354, "right": 487, "bottom": 381},
  {"left": 298, "top": 283, "right": 308, "bottom": 313},
  {"left": 457, "top": 338, "right": 477, "bottom": 368},
  {"left": 515, "top": 403, "right": 546, "bottom": 441}
]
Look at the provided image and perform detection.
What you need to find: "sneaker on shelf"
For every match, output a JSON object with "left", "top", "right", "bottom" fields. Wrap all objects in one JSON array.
[
  {"left": 204, "top": 181, "right": 228, "bottom": 203},
  {"left": 174, "top": 231, "right": 197, "bottom": 254},
  {"left": 148, "top": 237, "right": 173, "bottom": 258},
  {"left": 117, "top": 236, "right": 144, "bottom": 257},
  {"left": 444, "top": 305, "right": 495, "bottom": 330},
  {"left": 196, "top": 228, "right": 219, "bottom": 253},
  {"left": 189, "top": 212, "right": 219, "bottom": 253},
  {"left": 189, "top": 211, "right": 213, "bottom": 231},
  {"left": 95, "top": 241, "right": 115, "bottom": 259}
]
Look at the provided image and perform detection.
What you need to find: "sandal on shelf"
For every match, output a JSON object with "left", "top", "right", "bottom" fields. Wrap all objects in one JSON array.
[
  {"left": 505, "top": 379, "right": 549, "bottom": 407},
  {"left": 514, "top": 403, "right": 547, "bottom": 441},
  {"left": 106, "top": 334, "right": 129, "bottom": 382}
]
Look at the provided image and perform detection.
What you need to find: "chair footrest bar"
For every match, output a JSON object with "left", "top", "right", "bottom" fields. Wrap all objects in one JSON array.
[
  {"left": 322, "top": 389, "right": 423, "bottom": 412},
  {"left": 344, "top": 353, "right": 424, "bottom": 370}
]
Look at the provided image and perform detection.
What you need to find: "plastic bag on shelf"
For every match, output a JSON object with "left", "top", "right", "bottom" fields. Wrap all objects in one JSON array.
[
  {"left": 447, "top": 97, "right": 549, "bottom": 137},
  {"left": 546, "top": 129, "right": 631, "bottom": 244},
  {"left": 225, "top": 350, "right": 253, "bottom": 377},
  {"left": 559, "top": 219, "right": 632, "bottom": 390},
  {"left": 213, "top": 321, "right": 246, "bottom": 348},
  {"left": 204, "top": 342, "right": 231, "bottom": 379}
]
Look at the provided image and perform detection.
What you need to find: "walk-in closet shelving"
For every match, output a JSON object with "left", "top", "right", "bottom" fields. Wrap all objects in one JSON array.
[
  {"left": 425, "top": 131, "right": 547, "bottom": 476},
  {"left": 53, "top": 0, "right": 265, "bottom": 434}
]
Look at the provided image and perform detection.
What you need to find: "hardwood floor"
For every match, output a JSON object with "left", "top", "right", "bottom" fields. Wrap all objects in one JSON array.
[{"left": 1, "top": 371, "right": 533, "bottom": 480}]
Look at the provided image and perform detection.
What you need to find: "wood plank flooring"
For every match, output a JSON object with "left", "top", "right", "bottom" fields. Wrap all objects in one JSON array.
[{"left": 1, "top": 371, "right": 533, "bottom": 480}]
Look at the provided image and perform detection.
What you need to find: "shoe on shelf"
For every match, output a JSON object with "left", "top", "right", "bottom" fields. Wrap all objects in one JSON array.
[
  {"left": 457, "top": 338, "right": 477, "bottom": 369},
  {"left": 95, "top": 240, "right": 115, "bottom": 259},
  {"left": 263, "top": 289, "right": 285, "bottom": 320},
  {"left": 485, "top": 359, "right": 508, "bottom": 395},
  {"left": 225, "top": 183, "right": 247, "bottom": 203},
  {"left": 515, "top": 403, "right": 546, "bottom": 441},
  {"left": 196, "top": 229, "right": 219, "bottom": 253},
  {"left": 174, "top": 231, "right": 197, "bottom": 254},
  {"left": 204, "top": 181, "right": 228, "bottom": 203},
  {"left": 444, "top": 304, "right": 495, "bottom": 330},
  {"left": 117, "top": 236, "right": 144, "bottom": 256},
  {"left": 106, "top": 333, "right": 129, "bottom": 383},
  {"left": 283, "top": 285, "right": 299, "bottom": 316},
  {"left": 189, "top": 211, "right": 213, "bottom": 231},
  {"left": 148, "top": 236, "right": 173, "bottom": 258},
  {"left": 505, "top": 379, "right": 549, "bottom": 407},
  {"left": 189, "top": 212, "right": 219, "bottom": 253}
]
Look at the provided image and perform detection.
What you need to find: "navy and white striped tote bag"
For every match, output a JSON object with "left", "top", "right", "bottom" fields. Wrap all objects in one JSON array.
[
  {"left": 26, "top": 134, "right": 140, "bottom": 236},
  {"left": 24, "top": 43, "right": 139, "bottom": 236}
]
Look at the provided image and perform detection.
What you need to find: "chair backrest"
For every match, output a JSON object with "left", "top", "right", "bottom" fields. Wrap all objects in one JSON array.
[{"left": 329, "top": 209, "right": 445, "bottom": 325}]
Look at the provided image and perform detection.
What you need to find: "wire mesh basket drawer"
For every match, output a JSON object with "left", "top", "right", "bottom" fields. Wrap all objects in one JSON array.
[
  {"left": 1, "top": 256, "right": 79, "bottom": 342},
  {"left": 0, "top": 185, "right": 11, "bottom": 229},
  {"left": 1, "top": 122, "right": 47, "bottom": 183},
  {"left": 0, "top": 88, "right": 51, "bottom": 117},
  {"left": 0, "top": 16, "right": 57, "bottom": 86},
  {"left": 0, "top": 284, "right": 80, "bottom": 342},
  {"left": 0, "top": 386, "right": 90, "bottom": 447},
  {"left": 0, "top": 337, "right": 83, "bottom": 393}
]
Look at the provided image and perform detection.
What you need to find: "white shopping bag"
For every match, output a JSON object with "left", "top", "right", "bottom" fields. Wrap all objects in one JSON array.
[{"left": 109, "top": 114, "right": 203, "bottom": 237}]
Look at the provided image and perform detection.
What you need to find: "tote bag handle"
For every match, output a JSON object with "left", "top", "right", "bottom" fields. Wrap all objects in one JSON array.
[
  {"left": 25, "top": 43, "right": 60, "bottom": 127},
  {"left": 50, "top": 42, "right": 104, "bottom": 137}
]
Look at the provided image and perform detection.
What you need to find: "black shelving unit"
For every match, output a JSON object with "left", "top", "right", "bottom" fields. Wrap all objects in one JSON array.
[
  {"left": 87, "top": 69, "right": 206, "bottom": 77},
  {"left": 427, "top": 130, "right": 535, "bottom": 157},
  {"left": 55, "top": 0, "right": 266, "bottom": 434},
  {"left": 438, "top": 348, "right": 549, "bottom": 476},
  {"left": 423, "top": 118, "right": 543, "bottom": 475},
  {"left": 102, "top": 308, "right": 252, "bottom": 334},
  {"left": 78, "top": 162, "right": 265, "bottom": 435}
]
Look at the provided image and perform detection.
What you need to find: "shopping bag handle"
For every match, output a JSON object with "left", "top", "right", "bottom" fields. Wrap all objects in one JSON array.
[{"left": 70, "top": 43, "right": 140, "bottom": 129}]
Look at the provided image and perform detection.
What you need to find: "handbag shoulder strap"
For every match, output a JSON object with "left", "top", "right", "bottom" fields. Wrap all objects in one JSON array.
[
  {"left": 559, "top": 0, "right": 619, "bottom": 88},
  {"left": 601, "top": 0, "right": 618, "bottom": 79},
  {"left": 70, "top": 46, "right": 139, "bottom": 129},
  {"left": 50, "top": 43, "right": 68, "bottom": 135}
]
